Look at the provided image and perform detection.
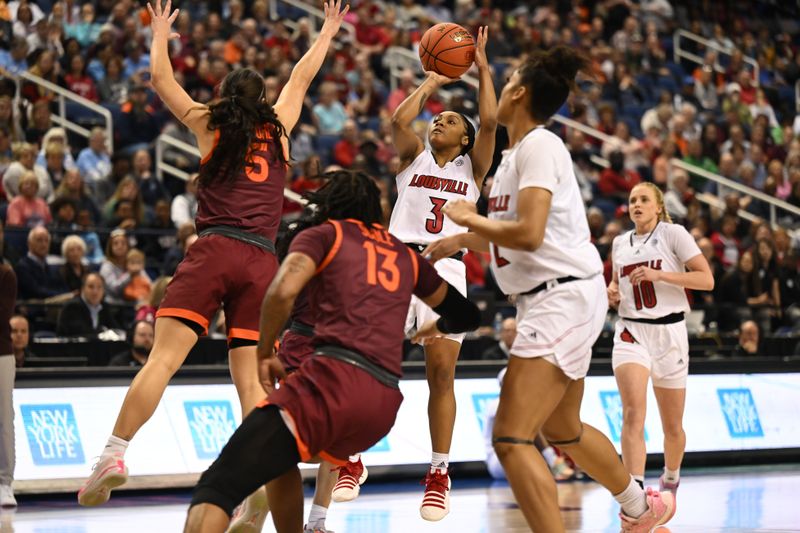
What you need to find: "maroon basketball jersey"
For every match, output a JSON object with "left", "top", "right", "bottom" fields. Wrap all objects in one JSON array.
[
  {"left": 289, "top": 219, "right": 443, "bottom": 376},
  {"left": 195, "top": 126, "right": 287, "bottom": 241}
]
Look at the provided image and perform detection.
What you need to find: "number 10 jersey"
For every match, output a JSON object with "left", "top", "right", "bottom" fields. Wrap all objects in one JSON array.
[
  {"left": 389, "top": 150, "right": 479, "bottom": 244},
  {"left": 612, "top": 222, "right": 702, "bottom": 319}
]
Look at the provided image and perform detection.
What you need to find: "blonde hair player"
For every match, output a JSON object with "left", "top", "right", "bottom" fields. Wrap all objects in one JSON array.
[
  {"left": 606, "top": 181, "right": 714, "bottom": 516},
  {"left": 328, "top": 27, "right": 496, "bottom": 522},
  {"left": 420, "top": 47, "right": 676, "bottom": 532}
]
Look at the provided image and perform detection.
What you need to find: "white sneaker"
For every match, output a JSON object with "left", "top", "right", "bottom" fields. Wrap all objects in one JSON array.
[
  {"left": 419, "top": 466, "right": 451, "bottom": 521},
  {"left": 226, "top": 487, "right": 269, "bottom": 533},
  {"left": 0, "top": 485, "right": 17, "bottom": 507},
  {"left": 331, "top": 457, "right": 368, "bottom": 503},
  {"left": 77, "top": 453, "right": 128, "bottom": 507}
]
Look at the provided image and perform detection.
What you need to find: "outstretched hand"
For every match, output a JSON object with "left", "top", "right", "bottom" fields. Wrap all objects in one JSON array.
[
  {"left": 147, "top": 0, "right": 180, "bottom": 40},
  {"left": 473, "top": 26, "right": 489, "bottom": 70},
  {"left": 320, "top": 0, "right": 350, "bottom": 37},
  {"left": 425, "top": 70, "right": 461, "bottom": 87}
]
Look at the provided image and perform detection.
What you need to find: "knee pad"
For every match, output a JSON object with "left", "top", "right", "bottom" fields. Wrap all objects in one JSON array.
[
  {"left": 492, "top": 436, "right": 537, "bottom": 446},
  {"left": 546, "top": 423, "right": 584, "bottom": 447}
]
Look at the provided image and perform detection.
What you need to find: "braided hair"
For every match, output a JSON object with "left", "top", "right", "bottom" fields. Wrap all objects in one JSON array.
[
  {"left": 518, "top": 46, "right": 592, "bottom": 122},
  {"left": 191, "top": 68, "right": 288, "bottom": 188},
  {"left": 278, "top": 171, "right": 384, "bottom": 253}
]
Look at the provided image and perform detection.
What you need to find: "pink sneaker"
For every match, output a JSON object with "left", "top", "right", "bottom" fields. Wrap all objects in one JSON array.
[
  {"left": 331, "top": 457, "right": 368, "bottom": 503},
  {"left": 619, "top": 488, "right": 675, "bottom": 533},
  {"left": 77, "top": 454, "right": 128, "bottom": 506}
]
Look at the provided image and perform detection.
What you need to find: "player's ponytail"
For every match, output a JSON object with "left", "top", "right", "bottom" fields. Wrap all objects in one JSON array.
[
  {"left": 190, "top": 68, "right": 289, "bottom": 188},
  {"left": 519, "top": 46, "right": 592, "bottom": 122}
]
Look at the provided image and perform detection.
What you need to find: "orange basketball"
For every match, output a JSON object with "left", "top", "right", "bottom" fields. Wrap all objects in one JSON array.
[{"left": 419, "top": 23, "right": 475, "bottom": 78}]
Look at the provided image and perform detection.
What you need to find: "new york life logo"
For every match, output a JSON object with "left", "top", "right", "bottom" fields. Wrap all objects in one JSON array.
[
  {"left": 20, "top": 404, "right": 85, "bottom": 465},
  {"left": 184, "top": 401, "right": 237, "bottom": 459},
  {"left": 599, "top": 391, "right": 648, "bottom": 443},
  {"left": 472, "top": 393, "right": 500, "bottom": 433},
  {"left": 717, "top": 388, "right": 764, "bottom": 438}
]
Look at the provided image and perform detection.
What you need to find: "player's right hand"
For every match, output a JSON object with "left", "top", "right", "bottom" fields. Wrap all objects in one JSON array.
[
  {"left": 258, "top": 356, "right": 286, "bottom": 395},
  {"left": 411, "top": 319, "right": 444, "bottom": 345},
  {"left": 147, "top": 0, "right": 180, "bottom": 41},
  {"left": 422, "top": 235, "right": 462, "bottom": 263},
  {"left": 607, "top": 282, "right": 620, "bottom": 309},
  {"left": 425, "top": 71, "right": 461, "bottom": 87}
]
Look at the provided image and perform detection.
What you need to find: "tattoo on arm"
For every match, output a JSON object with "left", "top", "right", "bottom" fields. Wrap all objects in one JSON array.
[{"left": 417, "top": 90, "right": 431, "bottom": 114}]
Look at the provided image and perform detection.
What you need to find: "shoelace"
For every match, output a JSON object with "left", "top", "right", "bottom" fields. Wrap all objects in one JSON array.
[
  {"left": 334, "top": 461, "right": 361, "bottom": 478},
  {"left": 421, "top": 471, "right": 449, "bottom": 494}
]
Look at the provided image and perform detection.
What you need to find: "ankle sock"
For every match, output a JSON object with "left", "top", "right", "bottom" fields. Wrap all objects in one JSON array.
[
  {"left": 104, "top": 435, "right": 129, "bottom": 457},
  {"left": 615, "top": 477, "right": 648, "bottom": 518},
  {"left": 633, "top": 475, "right": 645, "bottom": 490},
  {"left": 307, "top": 504, "right": 327, "bottom": 528},
  {"left": 664, "top": 467, "right": 680, "bottom": 484},
  {"left": 431, "top": 452, "right": 449, "bottom": 470}
]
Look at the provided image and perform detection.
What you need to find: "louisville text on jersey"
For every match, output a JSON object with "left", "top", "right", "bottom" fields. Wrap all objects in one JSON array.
[
  {"left": 487, "top": 194, "right": 510, "bottom": 213},
  {"left": 409, "top": 174, "right": 470, "bottom": 196},
  {"left": 619, "top": 259, "right": 663, "bottom": 277}
]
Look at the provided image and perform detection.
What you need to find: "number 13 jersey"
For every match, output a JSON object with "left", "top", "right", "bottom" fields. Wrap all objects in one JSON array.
[
  {"left": 612, "top": 222, "right": 701, "bottom": 319},
  {"left": 389, "top": 150, "right": 479, "bottom": 244}
]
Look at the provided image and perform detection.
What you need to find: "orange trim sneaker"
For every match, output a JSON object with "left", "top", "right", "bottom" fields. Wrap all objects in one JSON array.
[
  {"left": 226, "top": 487, "right": 269, "bottom": 533},
  {"left": 619, "top": 488, "right": 675, "bottom": 533},
  {"left": 77, "top": 454, "right": 128, "bottom": 507},
  {"left": 331, "top": 457, "right": 368, "bottom": 503},
  {"left": 419, "top": 466, "right": 451, "bottom": 521}
]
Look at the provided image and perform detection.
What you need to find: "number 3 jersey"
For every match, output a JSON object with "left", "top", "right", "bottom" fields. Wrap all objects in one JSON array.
[
  {"left": 389, "top": 150, "right": 479, "bottom": 244},
  {"left": 612, "top": 222, "right": 702, "bottom": 319}
]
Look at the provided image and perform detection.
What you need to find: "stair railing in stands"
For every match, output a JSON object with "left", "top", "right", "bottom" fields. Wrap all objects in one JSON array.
[{"left": 673, "top": 29, "right": 760, "bottom": 87}]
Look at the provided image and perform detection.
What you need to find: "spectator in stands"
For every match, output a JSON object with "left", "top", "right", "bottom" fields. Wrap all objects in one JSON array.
[
  {"left": 130, "top": 149, "right": 169, "bottom": 207},
  {"left": 103, "top": 176, "right": 146, "bottom": 227},
  {"left": 58, "top": 234, "right": 88, "bottom": 293},
  {"left": 35, "top": 128, "right": 77, "bottom": 171},
  {"left": 64, "top": 2, "right": 101, "bottom": 48},
  {"left": 134, "top": 276, "right": 171, "bottom": 324},
  {"left": 0, "top": 36, "right": 28, "bottom": 75},
  {"left": 14, "top": 225, "right": 66, "bottom": 300},
  {"left": 6, "top": 172, "right": 51, "bottom": 227},
  {"left": 170, "top": 175, "right": 197, "bottom": 228},
  {"left": 767, "top": 159, "right": 792, "bottom": 200},
  {"left": 75, "top": 128, "right": 110, "bottom": 198},
  {"left": 481, "top": 318, "right": 516, "bottom": 360},
  {"left": 22, "top": 49, "right": 59, "bottom": 104},
  {"left": 122, "top": 248, "right": 151, "bottom": 305},
  {"left": 663, "top": 169, "right": 693, "bottom": 221},
  {"left": 99, "top": 228, "right": 131, "bottom": 303},
  {"left": 693, "top": 65, "right": 718, "bottom": 112},
  {"left": 56, "top": 272, "right": 119, "bottom": 337},
  {"left": 55, "top": 169, "right": 101, "bottom": 224},
  {"left": 598, "top": 150, "right": 641, "bottom": 203},
  {"left": 683, "top": 138, "right": 718, "bottom": 190},
  {"left": 23, "top": 100, "right": 52, "bottom": 146},
  {"left": 116, "top": 85, "right": 161, "bottom": 153},
  {"left": 41, "top": 141, "right": 67, "bottom": 189},
  {"left": 0, "top": 262, "right": 17, "bottom": 507},
  {"left": 332, "top": 119, "right": 359, "bottom": 168},
  {"left": 122, "top": 42, "right": 150, "bottom": 81},
  {"left": 722, "top": 83, "right": 752, "bottom": 126},
  {"left": 312, "top": 81, "right": 349, "bottom": 135},
  {"left": 63, "top": 54, "right": 98, "bottom": 102},
  {"left": 3, "top": 142, "right": 52, "bottom": 201},
  {"left": 97, "top": 55, "right": 129, "bottom": 106},
  {"left": 753, "top": 238, "right": 782, "bottom": 331},
  {"left": 732, "top": 320, "right": 762, "bottom": 357},
  {"left": 108, "top": 320, "right": 154, "bottom": 367},
  {"left": 162, "top": 224, "right": 196, "bottom": 276},
  {"left": 0, "top": 96, "right": 23, "bottom": 142},
  {"left": 10, "top": 315, "right": 31, "bottom": 368},
  {"left": 711, "top": 214, "right": 741, "bottom": 268},
  {"left": 640, "top": 102, "right": 672, "bottom": 140},
  {"left": 142, "top": 199, "right": 176, "bottom": 263}
]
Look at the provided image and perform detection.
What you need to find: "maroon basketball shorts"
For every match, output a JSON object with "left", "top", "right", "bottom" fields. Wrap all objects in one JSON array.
[
  {"left": 157, "top": 234, "right": 279, "bottom": 343},
  {"left": 277, "top": 328, "right": 315, "bottom": 373},
  {"left": 258, "top": 356, "right": 403, "bottom": 465}
]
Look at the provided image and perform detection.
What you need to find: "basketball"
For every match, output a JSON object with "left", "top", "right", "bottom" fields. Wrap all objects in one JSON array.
[{"left": 419, "top": 23, "right": 476, "bottom": 78}]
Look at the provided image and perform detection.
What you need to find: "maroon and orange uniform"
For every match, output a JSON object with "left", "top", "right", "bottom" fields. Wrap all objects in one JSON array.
[
  {"left": 262, "top": 219, "right": 443, "bottom": 464},
  {"left": 276, "top": 289, "right": 315, "bottom": 372},
  {"left": 157, "top": 128, "right": 287, "bottom": 342}
]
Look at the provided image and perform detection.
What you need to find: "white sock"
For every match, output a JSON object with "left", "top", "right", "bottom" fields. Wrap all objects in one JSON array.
[
  {"left": 614, "top": 477, "right": 648, "bottom": 519},
  {"left": 103, "top": 435, "right": 129, "bottom": 457},
  {"left": 348, "top": 454, "right": 360, "bottom": 463},
  {"left": 307, "top": 504, "right": 327, "bottom": 528},
  {"left": 541, "top": 446, "right": 558, "bottom": 468},
  {"left": 664, "top": 467, "right": 680, "bottom": 483},
  {"left": 431, "top": 452, "right": 449, "bottom": 470},
  {"left": 633, "top": 474, "right": 645, "bottom": 490}
]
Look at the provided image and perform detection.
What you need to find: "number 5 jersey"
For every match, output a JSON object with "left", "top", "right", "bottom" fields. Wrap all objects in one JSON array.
[
  {"left": 612, "top": 222, "right": 702, "bottom": 319},
  {"left": 388, "top": 150, "right": 479, "bottom": 244}
]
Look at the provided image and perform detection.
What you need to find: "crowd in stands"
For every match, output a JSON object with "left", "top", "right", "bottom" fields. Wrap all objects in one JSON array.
[{"left": 1, "top": 0, "right": 800, "bottom": 365}]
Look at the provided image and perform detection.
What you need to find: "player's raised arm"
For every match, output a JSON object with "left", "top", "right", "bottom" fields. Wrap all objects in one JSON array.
[
  {"left": 391, "top": 71, "right": 458, "bottom": 170},
  {"left": 273, "top": 0, "right": 349, "bottom": 134},
  {"left": 147, "top": 1, "right": 208, "bottom": 138},
  {"left": 469, "top": 26, "right": 498, "bottom": 187}
]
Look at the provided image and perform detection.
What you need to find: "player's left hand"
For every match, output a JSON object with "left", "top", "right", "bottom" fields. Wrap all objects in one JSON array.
[
  {"left": 629, "top": 266, "right": 661, "bottom": 285},
  {"left": 411, "top": 319, "right": 444, "bottom": 345},
  {"left": 474, "top": 26, "right": 489, "bottom": 70},
  {"left": 443, "top": 200, "right": 478, "bottom": 227},
  {"left": 147, "top": 0, "right": 181, "bottom": 40},
  {"left": 258, "top": 356, "right": 286, "bottom": 395},
  {"left": 320, "top": 0, "right": 350, "bottom": 37}
]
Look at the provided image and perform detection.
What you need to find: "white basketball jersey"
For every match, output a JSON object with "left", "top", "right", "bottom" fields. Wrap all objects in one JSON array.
[
  {"left": 488, "top": 127, "right": 602, "bottom": 295},
  {"left": 612, "top": 222, "right": 702, "bottom": 319},
  {"left": 389, "top": 150, "right": 479, "bottom": 244}
]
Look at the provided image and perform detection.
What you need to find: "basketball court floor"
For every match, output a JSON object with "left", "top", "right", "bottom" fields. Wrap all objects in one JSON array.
[{"left": 2, "top": 465, "right": 799, "bottom": 532}]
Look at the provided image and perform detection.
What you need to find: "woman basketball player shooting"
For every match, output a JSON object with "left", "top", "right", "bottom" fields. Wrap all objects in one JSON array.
[
  {"left": 78, "top": 2, "right": 350, "bottom": 528},
  {"left": 607, "top": 182, "right": 713, "bottom": 518},
  {"left": 421, "top": 47, "right": 676, "bottom": 532},
  {"left": 337, "top": 27, "right": 495, "bottom": 522}
]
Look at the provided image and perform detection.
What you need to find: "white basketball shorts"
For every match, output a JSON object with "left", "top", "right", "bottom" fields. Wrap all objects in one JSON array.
[
  {"left": 405, "top": 257, "right": 467, "bottom": 344},
  {"left": 611, "top": 318, "right": 689, "bottom": 389}
]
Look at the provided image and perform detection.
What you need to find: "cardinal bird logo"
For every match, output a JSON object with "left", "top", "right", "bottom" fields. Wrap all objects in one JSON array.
[{"left": 620, "top": 328, "right": 637, "bottom": 344}]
